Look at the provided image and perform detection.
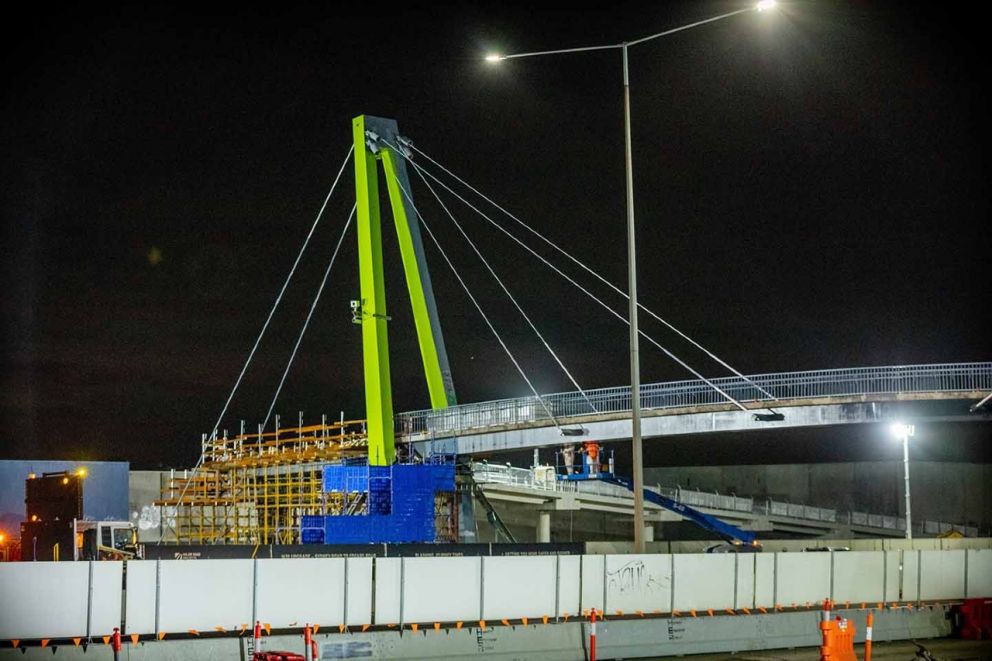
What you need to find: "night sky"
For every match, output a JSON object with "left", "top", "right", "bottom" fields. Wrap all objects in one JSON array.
[{"left": 2, "top": 1, "right": 989, "bottom": 468}]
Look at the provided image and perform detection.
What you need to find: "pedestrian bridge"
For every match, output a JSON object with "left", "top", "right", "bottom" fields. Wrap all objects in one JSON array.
[{"left": 399, "top": 362, "right": 992, "bottom": 455}]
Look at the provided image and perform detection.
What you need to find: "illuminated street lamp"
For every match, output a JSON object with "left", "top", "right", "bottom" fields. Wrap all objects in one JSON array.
[
  {"left": 487, "top": 2, "right": 778, "bottom": 553},
  {"left": 890, "top": 422, "right": 915, "bottom": 540}
]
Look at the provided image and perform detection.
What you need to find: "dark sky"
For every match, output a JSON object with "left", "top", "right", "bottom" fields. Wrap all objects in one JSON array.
[{"left": 2, "top": 1, "right": 989, "bottom": 468}]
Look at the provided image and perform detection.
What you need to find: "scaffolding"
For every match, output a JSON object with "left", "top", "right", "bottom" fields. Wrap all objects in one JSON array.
[{"left": 157, "top": 419, "right": 369, "bottom": 545}]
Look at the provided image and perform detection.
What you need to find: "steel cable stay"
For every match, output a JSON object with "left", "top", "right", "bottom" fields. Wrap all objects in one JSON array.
[
  {"left": 390, "top": 145, "right": 751, "bottom": 414},
  {"left": 163, "top": 145, "right": 355, "bottom": 542},
  {"left": 390, "top": 168, "right": 565, "bottom": 430},
  {"left": 401, "top": 140, "right": 779, "bottom": 411},
  {"left": 385, "top": 140, "right": 598, "bottom": 417},
  {"left": 262, "top": 204, "right": 357, "bottom": 431}
]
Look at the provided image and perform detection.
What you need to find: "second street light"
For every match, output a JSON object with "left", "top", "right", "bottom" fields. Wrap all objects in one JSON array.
[
  {"left": 486, "top": 2, "right": 778, "bottom": 552},
  {"left": 890, "top": 422, "right": 915, "bottom": 540}
]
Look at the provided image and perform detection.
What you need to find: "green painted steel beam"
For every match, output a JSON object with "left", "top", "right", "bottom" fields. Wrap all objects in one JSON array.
[
  {"left": 353, "top": 115, "right": 395, "bottom": 465},
  {"left": 382, "top": 148, "right": 452, "bottom": 410}
]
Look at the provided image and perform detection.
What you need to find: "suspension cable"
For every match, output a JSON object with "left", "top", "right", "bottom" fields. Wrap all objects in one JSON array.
[
  {"left": 405, "top": 142, "right": 778, "bottom": 405},
  {"left": 263, "top": 204, "right": 356, "bottom": 430},
  {"left": 385, "top": 141, "right": 597, "bottom": 415},
  {"left": 393, "top": 147, "right": 749, "bottom": 413},
  {"left": 164, "top": 145, "right": 354, "bottom": 541},
  {"left": 394, "top": 169, "right": 564, "bottom": 428}
]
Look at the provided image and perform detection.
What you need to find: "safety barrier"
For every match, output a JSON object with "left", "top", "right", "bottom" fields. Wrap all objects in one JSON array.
[
  {"left": 676, "top": 488, "right": 753, "bottom": 513},
  {"left": 1, "top": 548, "right": 989, "bottom": 646}
]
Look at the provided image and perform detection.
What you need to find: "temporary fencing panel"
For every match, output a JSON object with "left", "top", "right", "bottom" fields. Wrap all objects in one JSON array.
[
  {"left": 902, "top": 551, "right": 920, "bottom": 601},
  {"left": 580, "top": 555, "right": 605, "bottom": 614},
  {"left": 884, "top": 551, "right": 902, "bottom": 603},
  {"left": 754, "top": 553, "right": 776, "bottom": 608},
  {"left": 673, "top": 554, "right": 734, "bottom": 611},
  {"left": 158, "top": 559, "right": 253, "bottom": 632},
  {"left": 735, "top": 554, "right": 756, "bottom": 609},
  {"left": 346, "top": 556, "right": 374, "bottom": 626},
  {"left": 91, "top": 562, "right": 125, "bottom": 637},
  {"left": 0, "top": 561, "right": 90, "bottom": 639},
  {"left": 556, "top": 555, "right": 581, "bottom": 616},
  {"left": 832, "top": 552, "right": 885, "bottom": 604},
  {"left": 373, "top": 558, "right": 402, "bottom": 624},
  {"left": 401, "top": 556, "right": 481, "bottom": 623},
  {"left": 966, "top": 550, "right": 992, "bottom": 597},
  {"left": 605, "top": 554, "right": 672, "bottom": 615},
  {"left": 124, "top": 560, "right": 158, "bottom": 635},
  {"left": 482, "top": 556, "right": 557, "bottom": 620},
  {"left": 920, "top": 550, "right": 966, "bottom": 601},
  {"left": 256, "top": 558, "right": 347, "bottom": 629},
  {"left": 775, "top": 553, "right": 830, "bottom": 606}
]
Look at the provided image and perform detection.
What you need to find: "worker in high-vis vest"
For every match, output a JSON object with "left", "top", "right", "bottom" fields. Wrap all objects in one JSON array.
[{"left": 584, "top": 441, "right": 600, "bottom": 476}]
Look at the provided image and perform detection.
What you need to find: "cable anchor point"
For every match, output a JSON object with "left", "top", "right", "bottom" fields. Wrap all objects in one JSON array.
[{"left": 365, "top": 130, "right": 381, "bottom": 154}]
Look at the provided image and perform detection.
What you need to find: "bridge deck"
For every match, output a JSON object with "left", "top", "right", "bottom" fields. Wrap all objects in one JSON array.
[{"left": 397, "top": 363, "right": 991, "bottom": 454}]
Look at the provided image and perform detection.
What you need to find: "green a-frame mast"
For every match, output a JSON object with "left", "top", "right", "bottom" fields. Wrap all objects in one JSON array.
[{"left": 353, "top": 115, "right": 456, "bottom": 465}]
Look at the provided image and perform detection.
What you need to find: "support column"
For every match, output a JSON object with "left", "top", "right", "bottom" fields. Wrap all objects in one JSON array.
[
  {"left": 537, "top": 511, "right": 552, "bottom": 543},
  {"left": 353, "top": 115, "right": 395, "bottom": 466}
]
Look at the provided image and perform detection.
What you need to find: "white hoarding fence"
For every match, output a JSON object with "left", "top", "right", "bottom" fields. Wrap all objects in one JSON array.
[{"left": 0, "top": 548, "right": 985, "bottom": 643}]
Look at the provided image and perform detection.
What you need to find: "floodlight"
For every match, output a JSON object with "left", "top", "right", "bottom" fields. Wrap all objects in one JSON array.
[{"left": 889, "top": 422, "right": 915, "bottom": 439}]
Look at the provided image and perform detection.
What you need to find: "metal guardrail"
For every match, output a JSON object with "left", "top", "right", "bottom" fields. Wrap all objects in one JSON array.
[
  {"left": 675, "top": 488, "right": 752, "bottom": 513},
  {"left": 766, "top": 500, "right": 837, "bottom": 523},
  {"left": 472, "top": 463, "right": 983, "bottom": 536},
  {"left": 471, "top": 462, "right": 678, "bottom": 500},
  {"left": 398, "top": 363, "right": 992, "bottom": 438}
]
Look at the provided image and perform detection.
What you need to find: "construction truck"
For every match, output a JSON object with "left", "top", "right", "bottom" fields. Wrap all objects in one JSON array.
[
  {"left": 73, "top": 519, "right": 139, "bottom": 560},
  {"left": 19, "top": 470, "right": 139, "bottom": 561}
]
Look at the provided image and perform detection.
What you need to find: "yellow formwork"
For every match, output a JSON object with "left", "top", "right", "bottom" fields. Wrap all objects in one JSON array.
[{"left": 157, "top": 419, "right": 369, "bottom": 544}]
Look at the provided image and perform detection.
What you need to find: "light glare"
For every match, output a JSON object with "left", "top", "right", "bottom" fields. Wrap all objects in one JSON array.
[
  {"left": 485, "top": 54, "right": 503, "bottom": 63},
  {"left": 756, "top": 0, "right": 777, "bottom": 11},
  {"left": 889, "top": 422, "right": 915, "bottom": 439}
]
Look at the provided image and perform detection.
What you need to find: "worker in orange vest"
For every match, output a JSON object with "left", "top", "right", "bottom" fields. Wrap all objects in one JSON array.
[{"left": 584, "top": 441, "right": 600, "bottom": 476}]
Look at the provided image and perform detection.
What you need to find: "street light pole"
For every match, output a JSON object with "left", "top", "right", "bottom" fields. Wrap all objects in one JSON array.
[
  {"left": 622, "top": 42, "right": 646, "bottom": 552},
  {"left": 901, "top": 428, "right": 913, "bottom": 540},
  {"left": 486, "top": 1, "right": 777, "bottom": 554},
  {"left": 891, "top": 422, "right": 915, "bottom": 540}
]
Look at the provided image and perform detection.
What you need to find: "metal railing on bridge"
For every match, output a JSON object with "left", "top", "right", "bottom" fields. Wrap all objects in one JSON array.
[{"left": 398, "top": 363, "right": 992, "bottom": 438}]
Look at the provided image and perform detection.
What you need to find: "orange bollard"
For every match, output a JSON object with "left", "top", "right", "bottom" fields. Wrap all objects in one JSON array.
[
  {"left": 304, "top": 624, "right": 313, "bottom": 661},
  {"left": 864, "top": 610, "right": 874, "bottom": 661},
  {"left": 589, "top": 608, "right": 597, "bottom": 661},
  {"left": 112, "top": 627, "right": 122, "bottom": 661},
  {"left": 253, "top": 620, "right": 262, "bottom": 658}
]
